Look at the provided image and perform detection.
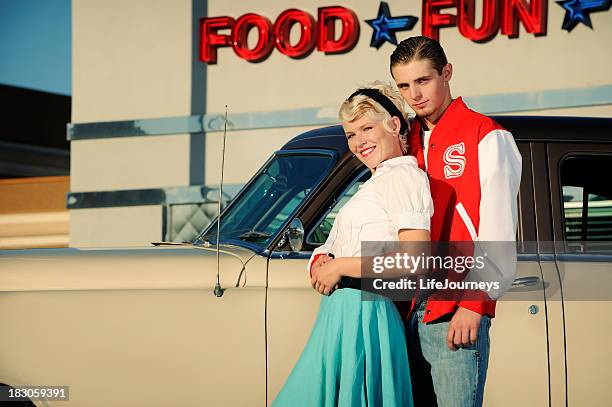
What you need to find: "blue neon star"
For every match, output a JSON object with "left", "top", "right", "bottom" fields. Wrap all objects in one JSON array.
[
  {"left": 557, "top": 0, "right": 611, "bottom": 31},
  {"left": 365, "top": 2, "right": 418, "bottom": 49}
]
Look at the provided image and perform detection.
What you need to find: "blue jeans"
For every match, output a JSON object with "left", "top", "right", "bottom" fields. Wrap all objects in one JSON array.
[{"left": 405, "top": 301, "right": 491, "bottom": 407}]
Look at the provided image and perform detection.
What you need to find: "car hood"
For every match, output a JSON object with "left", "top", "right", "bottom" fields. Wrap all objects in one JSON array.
[{"left": 0, "top": 244, "right": 258, "bottom": 292}]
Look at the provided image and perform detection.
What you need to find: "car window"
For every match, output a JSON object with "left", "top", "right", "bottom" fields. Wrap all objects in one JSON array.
[
  {"left": 306, "top": 169, "right": 371, "bottom": 246},
  {"left": 194, "top": 152, "right": 335, "bottom": 249},
  {"left": 561, "top": 155, "right": 612, "bottom": 251}
]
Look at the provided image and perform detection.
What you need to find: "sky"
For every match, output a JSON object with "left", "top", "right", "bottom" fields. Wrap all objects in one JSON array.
[{"left": 0, "top": 0, "right": 71, "bottom": 95}]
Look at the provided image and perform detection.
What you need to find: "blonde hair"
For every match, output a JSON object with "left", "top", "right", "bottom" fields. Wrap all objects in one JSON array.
[{"left": 339, "top": 81, "right": 409, "bottom": 153}]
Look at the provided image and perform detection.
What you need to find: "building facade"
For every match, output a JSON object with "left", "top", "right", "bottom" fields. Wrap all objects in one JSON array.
[{"left": 69, "top": 0, "right": 612, "bottom": 247}]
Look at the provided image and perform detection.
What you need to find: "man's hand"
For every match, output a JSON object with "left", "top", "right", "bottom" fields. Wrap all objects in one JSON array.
[{"left": 446, "top": 307, "right": 482, "bottom": 351}]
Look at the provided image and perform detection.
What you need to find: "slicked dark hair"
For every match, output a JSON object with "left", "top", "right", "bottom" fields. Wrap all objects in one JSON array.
[{"left": 390, "top": 36, "right": 448, "bottom": 75}]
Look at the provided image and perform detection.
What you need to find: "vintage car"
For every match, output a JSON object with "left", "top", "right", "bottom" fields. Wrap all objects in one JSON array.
[{"left": 1, "top": 116, "right": 611, "bottom": 406}]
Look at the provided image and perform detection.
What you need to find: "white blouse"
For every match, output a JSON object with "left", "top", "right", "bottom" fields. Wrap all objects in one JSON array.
[{"left": 308, "top": 155, "right": 433, "bottom": 270}]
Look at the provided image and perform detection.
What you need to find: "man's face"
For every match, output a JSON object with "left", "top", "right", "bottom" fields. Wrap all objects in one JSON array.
[
  {"left": 391, "top": 58, "right": 452, "bottom": 123},
  {"left": 343, "top": 115, "right": 402, "bottom": 170}
]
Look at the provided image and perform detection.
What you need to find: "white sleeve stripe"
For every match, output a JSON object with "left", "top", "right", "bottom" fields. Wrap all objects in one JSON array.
[{"left": 456, "top": 202, "right": 478, "bottom": 241}]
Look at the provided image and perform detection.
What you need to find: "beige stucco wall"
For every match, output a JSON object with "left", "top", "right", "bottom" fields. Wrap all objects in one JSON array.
[
  {"left": 70, "top": 0, "right": 612, "bottom": 247},
  {"left": 71, "top": 0, "right": 195, "bottom": 246},
  {"left": 72, "top": 0, "right": 193, "bottom": 122},
  {"left": 205, "top": 0, "right": 612, "bottom": 113}
]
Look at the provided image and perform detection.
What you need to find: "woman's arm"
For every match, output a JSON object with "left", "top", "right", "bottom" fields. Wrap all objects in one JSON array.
[
  {"left": 314, "top": 164, "right": 433, "bottom": 294},
  {"left": 313, "top": 228, "right": 430, "bottom": 294},
  {"left": 330, "top": 228, "right": 430, "bottom": 278}
]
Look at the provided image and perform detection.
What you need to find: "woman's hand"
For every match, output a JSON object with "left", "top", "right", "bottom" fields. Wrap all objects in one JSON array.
[
  {"left": 310, "top": 254, "right": 334, "bottom": 290},
  {"left": 312, "top": 259, "right": 342, "bottom": 296}
]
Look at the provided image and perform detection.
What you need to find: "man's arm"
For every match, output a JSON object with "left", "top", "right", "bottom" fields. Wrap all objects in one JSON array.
[
  {"left": 477, "top": 129, "right": 522, "bottom": 242},
  {"left": 449, "top": 129, "right": 522, "bottom": 350},
  {"left": 462, "top": 129, "right": 521, "bottom": 305}
]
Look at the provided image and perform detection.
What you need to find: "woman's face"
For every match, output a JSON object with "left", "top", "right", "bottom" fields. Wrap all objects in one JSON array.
[{"left": 343, "top": 114, "right": 403, "bottom": 170}]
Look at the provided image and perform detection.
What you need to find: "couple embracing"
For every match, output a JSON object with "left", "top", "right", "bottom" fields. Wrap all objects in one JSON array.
[{"left": 273, "top": 36, "right": 522, "bottom": 407}]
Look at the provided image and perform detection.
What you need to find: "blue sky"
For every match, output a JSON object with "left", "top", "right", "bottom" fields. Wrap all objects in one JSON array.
[{"left": 0, "top": 0, "right": 71, "bottom": 95}]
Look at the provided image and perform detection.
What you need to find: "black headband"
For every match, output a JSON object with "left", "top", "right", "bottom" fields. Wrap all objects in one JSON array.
[{"left": 348, "top": 88, "right": 409, "bottom": 135}]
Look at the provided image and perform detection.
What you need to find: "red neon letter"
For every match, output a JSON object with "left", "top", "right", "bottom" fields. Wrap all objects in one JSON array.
[
  {"left": 501, "top": 0, "right": 547, "bottom": 38},
  {"left": 317, "top": 6, "right": 360, "bottom": 54},
  {"left": 458, "top": 0, "right": 499, "bottom": 42},
  {"left": 422, "top": 0, "right": 458, "bottom": 41},
  {"left": 200, "top": 16, "right": 234, "bottom": 64},
  {"left": 274, "top": 9, "right": 316, "bottom": 59},
  {"left": 232, "top": 13, "right": 274, "bottom": 62}
]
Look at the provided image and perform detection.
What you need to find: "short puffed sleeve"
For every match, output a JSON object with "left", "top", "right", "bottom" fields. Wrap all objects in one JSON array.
[{"left": 381, "top": 165, "right": 434, "bottom": 233}]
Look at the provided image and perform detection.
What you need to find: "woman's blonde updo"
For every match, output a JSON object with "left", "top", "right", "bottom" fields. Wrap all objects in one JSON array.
[{"left": 339, "top": 81, "right": 409, "bottom": 153}]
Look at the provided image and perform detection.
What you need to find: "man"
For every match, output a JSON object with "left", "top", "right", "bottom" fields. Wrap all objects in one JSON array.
[{"left": 390, "top": 36, "right": 522, "bottom": 406}]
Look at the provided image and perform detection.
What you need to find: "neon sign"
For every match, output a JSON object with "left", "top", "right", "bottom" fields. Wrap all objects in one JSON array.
[
  {"left": 200, "top": 6, "right": 359, "bottom": 64},
  {"left": 200, "top": 1, "right": 610, "bottom": 64},
  {"left": 423, "top": 0, "right": 547, "bottom": 41}
]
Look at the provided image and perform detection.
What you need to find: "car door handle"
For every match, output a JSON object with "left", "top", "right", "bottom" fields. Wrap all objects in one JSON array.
[{"left": 511, "top": 276, "right": 541, "bottom": 287}]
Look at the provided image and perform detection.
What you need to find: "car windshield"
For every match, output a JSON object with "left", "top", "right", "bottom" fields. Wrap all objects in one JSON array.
[{"left": 194, "top": 151, "right": 336, "bottom": 249}]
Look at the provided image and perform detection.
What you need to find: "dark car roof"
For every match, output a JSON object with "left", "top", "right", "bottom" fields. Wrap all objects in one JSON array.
[
  {"left": 283, "top": 116, "right": 612, "bottom": 152},
  {"left": 283, "top": 125, "right": 349, "bottom": 154},
  {"left": 494, "top": 116, "right": 612, "bottom": 142}
]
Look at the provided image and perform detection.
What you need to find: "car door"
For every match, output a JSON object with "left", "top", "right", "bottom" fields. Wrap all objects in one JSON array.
[
  {"left": 483, "top": 141, "right": 552, "bottom": 406},
  {"left": 547, "top": 143, "right": 612, "bottom": 406}
]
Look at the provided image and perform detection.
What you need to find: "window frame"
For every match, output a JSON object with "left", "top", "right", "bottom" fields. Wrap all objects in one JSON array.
[
  {"left": 195, "top": 148, "right": 338, "bottom": 253},
  {"left": 303, "top": 167, "right": 371, "bottom": 248},
  {"left": 547, "top": 142, "right": 612, "bottom": 252}
]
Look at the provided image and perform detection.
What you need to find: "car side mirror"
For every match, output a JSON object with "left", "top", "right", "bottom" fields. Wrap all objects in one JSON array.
[{"left": 278, "top": 218, "right": 304, "bottom": 252}]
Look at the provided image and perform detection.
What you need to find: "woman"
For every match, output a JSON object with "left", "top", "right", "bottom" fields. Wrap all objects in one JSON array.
[{"left": 272, "top": 82, "right": 433, "bottom": 407}]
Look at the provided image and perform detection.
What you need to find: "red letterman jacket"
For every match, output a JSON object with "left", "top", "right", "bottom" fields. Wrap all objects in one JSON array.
[{"left": 406, "top": 97, "right": 520, "bottom": 323}]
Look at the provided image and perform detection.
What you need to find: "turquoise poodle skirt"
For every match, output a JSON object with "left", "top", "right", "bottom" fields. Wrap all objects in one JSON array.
[{"left": 272, "top": 288, "right": 413, "bottom": 407}]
